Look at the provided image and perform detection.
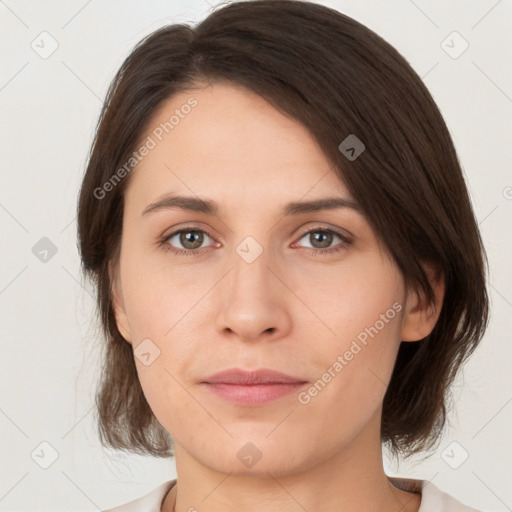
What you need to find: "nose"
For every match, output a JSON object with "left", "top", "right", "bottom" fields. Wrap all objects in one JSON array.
[{"left": 215, "top": 244, "right": 292, "bottom": 343}]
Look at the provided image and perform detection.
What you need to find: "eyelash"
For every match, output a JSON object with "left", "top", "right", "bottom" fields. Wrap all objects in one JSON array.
[{"left": 158, "top": 225, "right": 351, "bottom": 257}]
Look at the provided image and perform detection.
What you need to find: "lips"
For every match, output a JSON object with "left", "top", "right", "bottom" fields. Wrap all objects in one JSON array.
[
  {"left": 201, "top": 368, "right": 308, "bottom": 406},
  {"left": 202, "top": 368, "right": 307, "bottom": 385}
]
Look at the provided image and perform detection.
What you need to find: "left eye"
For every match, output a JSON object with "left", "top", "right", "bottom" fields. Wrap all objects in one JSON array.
[{"left": 295, "top": 229, "right": 347, "bottom": 252}]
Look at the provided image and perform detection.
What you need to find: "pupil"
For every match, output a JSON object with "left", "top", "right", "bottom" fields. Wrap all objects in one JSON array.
[
  {"left": 313, "top": 231, "right": 331, "bottom": 248},
  {"left": 182, "top": 231, "right": 202, "bottom": 249}
]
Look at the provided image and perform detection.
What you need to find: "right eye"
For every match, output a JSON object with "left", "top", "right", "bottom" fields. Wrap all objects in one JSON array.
[{"left": 161, "top": 227, "right": 218, "bottom": 256}]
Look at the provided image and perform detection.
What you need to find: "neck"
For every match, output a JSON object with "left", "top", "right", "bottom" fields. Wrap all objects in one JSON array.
[{"left": 162, "top": 413, "right": 421, "bottom": 512}]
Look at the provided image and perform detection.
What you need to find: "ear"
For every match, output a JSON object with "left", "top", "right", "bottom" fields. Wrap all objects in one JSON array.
[
  {"left": 109, "top": 260, "right": 132, "bottom": 344},
  {"left": 401, "top": 264, "right": 445, "bottom": 342}
]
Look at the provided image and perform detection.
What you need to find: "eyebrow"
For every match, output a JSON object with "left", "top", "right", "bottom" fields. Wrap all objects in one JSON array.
[{"left": 141, "top": 194, "right": 362, "bottom": 217}]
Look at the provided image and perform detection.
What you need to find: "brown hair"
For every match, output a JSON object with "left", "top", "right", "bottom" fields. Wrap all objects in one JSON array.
[{"left": 77, "top": 0, "right": 489, "bottom": 459}]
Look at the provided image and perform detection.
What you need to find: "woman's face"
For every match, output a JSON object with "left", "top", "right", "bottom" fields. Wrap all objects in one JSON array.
[{"left": 112, "top": 82, "right": 431, "bottom": 476}]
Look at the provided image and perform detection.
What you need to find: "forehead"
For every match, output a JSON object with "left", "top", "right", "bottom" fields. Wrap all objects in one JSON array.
[{"left": 126, "top": 82, "right": 351, "bottom": 206}]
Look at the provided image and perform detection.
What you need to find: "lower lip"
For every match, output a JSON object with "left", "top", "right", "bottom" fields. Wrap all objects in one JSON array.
[{"left": 202, "top": 382, "right": 307, "bottom": 406}]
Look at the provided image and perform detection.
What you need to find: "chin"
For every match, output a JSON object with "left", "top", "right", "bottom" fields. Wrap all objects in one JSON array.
[{"left": 189, "top": 435, "right": 316, "bottom": 478}]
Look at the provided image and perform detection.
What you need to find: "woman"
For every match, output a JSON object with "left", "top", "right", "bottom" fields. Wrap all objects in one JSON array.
[{"left": 77, "top": 1, "right": 489, "bottom": 510}]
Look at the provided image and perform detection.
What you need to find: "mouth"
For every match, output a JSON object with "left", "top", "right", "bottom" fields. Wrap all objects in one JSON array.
[{"left": 201, "top": 368, "right": 308, "bottom": 406}]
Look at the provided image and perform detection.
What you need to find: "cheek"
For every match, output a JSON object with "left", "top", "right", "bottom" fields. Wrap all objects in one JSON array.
[
  {"left": 119, "top": 242, "right": 209, "bottom": 341},
  {"left": 294, "top": 249, "right": 404, "bottom": 350},
  {"left": 294, "top": 255, "right": 404, "bottom": 412},
  {"left": 293, "top": 304, "right": 403, "bottom": 450},
  {"left": 133, "top": 362, "right": 208, "bottom": 455}
]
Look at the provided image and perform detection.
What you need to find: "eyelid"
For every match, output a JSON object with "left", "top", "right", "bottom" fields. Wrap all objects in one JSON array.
[
  {"left": 161, "top": 222, "right": 219, "bottom": 241},
  {"left": 294, "top": 222, "right": 353, "bottom": 242},
  {"left": 161, "top": 224, "right": 219, "bottom": 250},
  {"left": 162, "top": 222, "right": 352, "bottom": 242},
  {"left": 160, "top": 222, "right": 353, "bottom": 255}
]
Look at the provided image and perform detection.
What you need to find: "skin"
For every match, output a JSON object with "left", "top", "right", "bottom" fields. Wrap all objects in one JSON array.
[{"left": 112, "top": 81, "right": 444, "bottom": 512}]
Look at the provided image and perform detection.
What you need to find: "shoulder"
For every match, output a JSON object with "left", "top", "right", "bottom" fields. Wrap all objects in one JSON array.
[
  {"left": 389, "top": 476, "right": 484, "bottom": 512},
  {"left": 102, "top": 479, "right": 177, "bottom": 512}
]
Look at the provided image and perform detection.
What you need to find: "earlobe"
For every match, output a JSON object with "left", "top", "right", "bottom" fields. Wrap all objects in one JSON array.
[
  {"left": 400, "top": 265, "right": 445, "bottom": 342},
  {"left": 109, "top": 261, "right": 132, "bottom": 344}
]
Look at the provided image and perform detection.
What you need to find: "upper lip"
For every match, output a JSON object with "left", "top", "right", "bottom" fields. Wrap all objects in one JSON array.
[{"left": 202, "top": 368, "right": 308, "bottom": 385}]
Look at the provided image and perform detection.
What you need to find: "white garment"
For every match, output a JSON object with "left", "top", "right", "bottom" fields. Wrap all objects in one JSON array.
[{"left": 103, "top": 477, "right": 483, "bottom": 512}]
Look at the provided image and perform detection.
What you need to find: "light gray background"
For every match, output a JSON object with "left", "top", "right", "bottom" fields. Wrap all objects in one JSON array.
[{"left": 0, "top": 0, "right": 511, "bottom": 510}]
